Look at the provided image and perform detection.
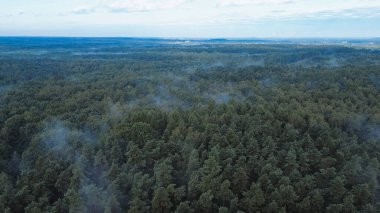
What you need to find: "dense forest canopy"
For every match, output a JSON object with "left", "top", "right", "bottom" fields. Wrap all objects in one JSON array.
[{"left": 1, "top": 37, "right": 380, "bottom": 212}]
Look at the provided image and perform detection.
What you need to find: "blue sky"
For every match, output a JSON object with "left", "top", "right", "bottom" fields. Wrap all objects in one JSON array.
[{"left": 1, "top": 0, "right": 380, "bottom": 38}]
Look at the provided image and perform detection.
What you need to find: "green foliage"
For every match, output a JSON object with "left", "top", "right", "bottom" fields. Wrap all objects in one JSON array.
[
  {"left": 152, "top": 187, "right": 172, "bottom": 213},
  {"left": 1, "top": 42, "right": 380, "bottom": 212}
]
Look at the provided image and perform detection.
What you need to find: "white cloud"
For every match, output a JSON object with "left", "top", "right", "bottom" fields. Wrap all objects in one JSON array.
[
  {"left": 2, "top": 0, "right": 380, "bottom": 37},
  {"left": 72, "top": 5, "right": 97, "bottom": 14},
  {"left": 218, "top": 7, "right": 380, "bottom": 24},
  {"left": 70, "top": 0, "right": 190, "bottom": 14},
  {"left": 217, "top": 0, "right": 301, "bottom": 7},
  {"left": 105, "top": 0, "right": 189, "bottom": 12},
  {"left": 300, "top": 7, "right": 380, "bottom": 19},
  {"left": 212, "top": 0, "right": 380, "bottom": 24}
]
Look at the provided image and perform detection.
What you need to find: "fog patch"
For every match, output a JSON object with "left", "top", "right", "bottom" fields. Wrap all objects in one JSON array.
[
  {"left": 212, "top": 93, "right": 231, "bottom": 104},
  {"left": 306, "top": 80, "right": 319, "bottom": 90},
  {"left": 238, "top": 58, "right": 265, "bottom": 68},
  {"left": 166, "top": 73, "right": 188, "bottom": 87},
  {"left": 140, "top": 75, "right": 196, "bottom": 110},
  {"left": 38, "top": 119, "right": 117, "bottom": 212},
  {"left": 65, "top": 75, "right": 81, "bottom": 83},
  {"left": 210, "top": 61, "right": 225, "bottom": 68},
  {"left": 183, "top": 66, "right": 197, "bottom": 74},
  {"left": 326, "top": 57, "right": 341, "bottom": 68},
  {"left": 209, "top": 91, "right": 249, "bottom": 105},
  {"left": 39, "top": 120, "right": 97, "bottom": 154},
  {"left": 238, "top": 83, "right": 255, "bottom": 99},
  {"left": 293, "top": 59, "right": 315, "bottom": 68},
  {"left": 41, "top": 120, "right": 72, "bottom": 154},
  {"left": 200, "top": 61, "right": 226, "bottom": 70},
  {"left": 6, "top": 152, "right": 21, "bottom": 176},
  {"left": 259, "top": 78, "right": 278, "bottom": 87},
  {"left": 206, "top": 81, "right": 251, "bottom": 104},
  {"left": 149, "top": 84, "right": 192, "bottom": 110},
  {"left": 367, "top": 125, "right": 380, "bottom": 140},
  {"left": 152, "top": 85, "right": 176, "bottom": 108},
  {"left": 345, "top": 115, "right": 380, "bottom": 141},
  {"left": 108, "top": 102, "right": 124, "bottom": 119}
]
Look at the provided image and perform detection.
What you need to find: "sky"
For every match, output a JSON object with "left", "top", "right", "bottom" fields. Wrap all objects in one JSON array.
[{"left": 0, "top": 0, "right": 380, "bottom": 38}]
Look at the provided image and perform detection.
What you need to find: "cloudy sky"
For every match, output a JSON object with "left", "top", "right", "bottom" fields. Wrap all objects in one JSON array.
[{"left": 1, "top": 0, "right": 380, "bottom": 37}]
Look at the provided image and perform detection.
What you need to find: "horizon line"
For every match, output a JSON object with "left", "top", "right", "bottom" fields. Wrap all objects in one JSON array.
[{"left": 0, "top": 36, "right": 379, "bottom": 40}]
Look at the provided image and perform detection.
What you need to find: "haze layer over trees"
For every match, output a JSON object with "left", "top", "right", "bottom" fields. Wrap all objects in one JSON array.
[{"left": 1, "top": 38, "right": 380, "bottom": 212}]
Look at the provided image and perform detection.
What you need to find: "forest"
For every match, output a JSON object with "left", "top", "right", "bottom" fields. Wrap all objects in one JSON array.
[{"left": 1, "top": 37, "right": 380, "bottom": 212}]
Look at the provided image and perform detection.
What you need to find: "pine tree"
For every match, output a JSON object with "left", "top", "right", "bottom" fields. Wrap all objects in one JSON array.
[
  {"left": 329, "top": 176, "right": 345, "bottom": 203},
  {"left": 217, "top": 180, "right": 234, "bottom": 206},
  {"left": 242, "top": 183, "right": 265, "bottom": 212},
  {"left": 152, "top": 187, "right": 172, "bottom": 213},
  {"left": 154, "top": 159, "right": 173, "bottom": 187},
  {"left": 64, "top": 189, "right": 87, "bottom": 213},
  {"left": 197, "top": 190, "right": 214, "bottom": 213},
  {"left": 104, "top": 194, "right": 121, "bottom": 213}
]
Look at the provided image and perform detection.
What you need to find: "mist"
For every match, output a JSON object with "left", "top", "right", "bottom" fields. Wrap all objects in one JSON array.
[{"left": 35, "top": 119, "right": 116, "bottom": 212}]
